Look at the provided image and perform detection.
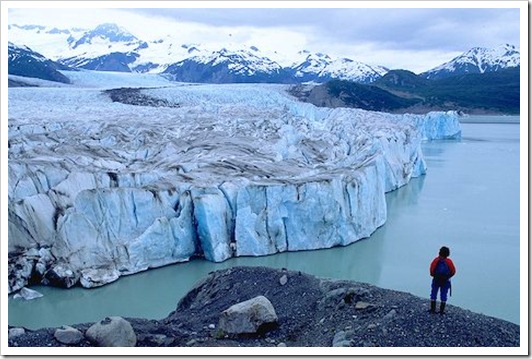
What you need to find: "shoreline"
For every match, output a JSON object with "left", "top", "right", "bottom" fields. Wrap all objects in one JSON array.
[{"left": 7, "top": 266, "right": 520, "bottom": 349}]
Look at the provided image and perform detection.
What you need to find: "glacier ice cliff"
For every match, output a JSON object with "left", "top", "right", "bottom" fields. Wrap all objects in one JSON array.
[{"left": 8, "top": 83, "right": 461, "bottom": 291}]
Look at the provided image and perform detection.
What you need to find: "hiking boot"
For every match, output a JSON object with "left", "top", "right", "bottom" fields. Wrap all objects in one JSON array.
[
  {"left": 429, "top": 300, "right": 437, "bottom": 314},
  {"left": 439, "top": 302, "right": 446, "bottom": 315}
]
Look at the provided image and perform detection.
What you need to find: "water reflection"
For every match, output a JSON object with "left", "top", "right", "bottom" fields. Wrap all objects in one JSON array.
[
  {"left": 9, "top": 232, "right": 387, "bottom": 329},
  {"left": 387, "top": 174, "right": 426, "bottom": 208}
]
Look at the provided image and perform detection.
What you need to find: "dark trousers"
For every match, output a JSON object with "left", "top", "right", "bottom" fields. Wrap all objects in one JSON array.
[{"left": 430, "top": 279, "right": 451, "bottom": 302}]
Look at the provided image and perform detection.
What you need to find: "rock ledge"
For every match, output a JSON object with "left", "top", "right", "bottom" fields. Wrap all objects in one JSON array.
[{"left": 8, "top": 266, "right": 519, "bottom": 348}]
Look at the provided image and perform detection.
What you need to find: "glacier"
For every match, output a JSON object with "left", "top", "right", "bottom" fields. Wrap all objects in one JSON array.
[{"left": 7, "top": 77, "right": 461, "bottom": 291}]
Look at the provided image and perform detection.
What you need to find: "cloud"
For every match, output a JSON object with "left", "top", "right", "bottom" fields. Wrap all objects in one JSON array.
[{"left": 127, "top": 7, "right": 519, "bottom": 52}]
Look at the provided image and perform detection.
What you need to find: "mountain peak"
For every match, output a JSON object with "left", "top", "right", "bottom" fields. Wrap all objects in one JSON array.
[
  {"left": 422, "top": 44, "right": 520, "bottom": 79},
  {"left": 72, "top": 23, "right": 138, "bottom": 49},
  {"left": 292, "top": 50, "right": 387, "bottom": 83}
]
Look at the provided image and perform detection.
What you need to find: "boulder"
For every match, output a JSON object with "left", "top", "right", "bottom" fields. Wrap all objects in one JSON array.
[
  {"left": 54, "top": 325, "right": 84, "bottom": 345},
  {"left": 44, "top": 264, "right": 79, "bottom": 288},
  {"left": 13, "top": 287, "right": 43, "bottom": 300},
  {"left": 8, "top": 327, "right": 25, "bottom": 339},
  {"left": 85, "top": 316, "right": 136, "bottom": 347},
  {"left": 80, "top": 267, "right": 120, "bottom": 288},
  {"left": 218, "top": 295, "right": 278, "bottom": 335}
]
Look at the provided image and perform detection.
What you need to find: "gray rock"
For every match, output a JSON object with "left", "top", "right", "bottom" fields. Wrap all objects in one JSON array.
[
  {"left": 355, "top": 301, "right": 371, "bottom": 310},
  {"left": 382, "top": 309, "right": 397, "bottom": 322},
  {"left": 186, "top": 338, "right": 197, "bottom": 346},
  {"left": 352, "top": 287, "right": 371, "bottom": 298},
  {"left": 85, "top": 316, "right": 136, "bottom": 347},
  {"left": 279, "top": 274, "right": 288, "bottom": 286},
  {"left": 332, "top": 330, "right": 352, "bottom": 347},
  {"left": 54, "top": 326, "right": 84, "bottom": 345},
  {"left": 319, "top": 287, "right": 348, "bottom": 309},
  {"left": 277, "top": 342, "right": 287, "bottom": 347},
  {"left": 332, "top": 330, "right": 346, "bottom": 345},
  {"left": 334, "top": 340, "right": 352, "bottom": 347},
  {"left": 139, "top": 334, "right": 169, "bottom": 346},
  {"left": 325, "top": 288, "right": 347, "bottom": 301},
  {"left": 218, "top": 295, "right": 278, "bottom": 334},
  {"left": 13, "top": 287, "right": 43, "bottom": 300},
  {"left": 80, "top": 267, "right": 120, "bottom": 288},
  {"left": 8, "top": 327, "right": 25, "bottom": 339}
]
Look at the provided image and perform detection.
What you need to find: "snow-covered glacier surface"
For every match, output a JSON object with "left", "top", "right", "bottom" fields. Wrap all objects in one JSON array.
[{"left": 8, "top": 78, "right": 461, "bottom": 291}]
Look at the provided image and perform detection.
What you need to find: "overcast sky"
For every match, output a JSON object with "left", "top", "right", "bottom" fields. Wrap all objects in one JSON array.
[{"left": 6, "top": 3, "right": 522, "bottom": 73}]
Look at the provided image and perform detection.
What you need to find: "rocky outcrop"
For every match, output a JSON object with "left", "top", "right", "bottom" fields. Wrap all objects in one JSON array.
[
  {"left": 104, "top": 87, "right": 180, "bottom": 108},
  {"left": 7, "top": 267, "right": 520, "bottom": 348}
]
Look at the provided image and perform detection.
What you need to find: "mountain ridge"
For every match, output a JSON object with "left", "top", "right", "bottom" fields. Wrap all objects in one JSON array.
[
  {"left": 8, "top": 22, "right": 520, "bottom": 87},
  {"left": 421, "top": 44, "right": 520, "bottom": 80},
  {"left": 293, "top": 67, "right": 520, "bottom": 115},
  {"left": 7, "top": 42, "right": 72, "bottom": 84}
]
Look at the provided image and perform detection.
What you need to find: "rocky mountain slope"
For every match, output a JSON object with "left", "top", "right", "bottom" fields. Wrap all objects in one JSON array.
[
  {"left": 7, "top": 42, "right": 72, "bottom": 84},
  {"left": 291, "top": 51, "right": 388, "bottom": 84},
  {"left": 7, "top": 266, "right": 520, "bottom": 349},
  {"left": 8, "top": 22, "right": 520, "bottom": 84},
  {"left": 162, "top": 47, "right": 292, "bottom": 83},
  {"left": 293, "top": 66, "right": 520, "bottom": 114}
]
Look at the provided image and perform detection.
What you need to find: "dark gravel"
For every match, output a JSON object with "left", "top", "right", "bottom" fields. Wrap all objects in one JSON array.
[
  {"left": 8, "top": 266, "right": 519, "bottom": 348},
  {"left": 104, "top": 87, "right": 180, "bottom": 108}
]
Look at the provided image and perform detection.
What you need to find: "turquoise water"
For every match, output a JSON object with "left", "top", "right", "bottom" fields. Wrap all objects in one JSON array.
[{"left": 8, "top": 116, "right": 521, "bottom": 328}]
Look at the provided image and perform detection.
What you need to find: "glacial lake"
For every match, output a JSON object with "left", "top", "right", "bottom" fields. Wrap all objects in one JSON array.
[{"left": 8, "top": 115, "right": 521, "bottom": 329}]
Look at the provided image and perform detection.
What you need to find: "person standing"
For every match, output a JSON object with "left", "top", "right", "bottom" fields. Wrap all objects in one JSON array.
[{"left": 429, "top": 246, "right": 456, "bottom": 314}]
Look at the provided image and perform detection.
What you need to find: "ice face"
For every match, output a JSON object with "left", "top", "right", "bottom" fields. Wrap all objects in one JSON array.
[{"left": 7, "top": 81, "right": 461, "bottom": 290}]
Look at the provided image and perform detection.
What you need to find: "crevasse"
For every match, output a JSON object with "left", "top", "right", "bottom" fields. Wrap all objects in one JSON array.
[{"left": 7, "top": 84, "right": 461, "bottom": 291}]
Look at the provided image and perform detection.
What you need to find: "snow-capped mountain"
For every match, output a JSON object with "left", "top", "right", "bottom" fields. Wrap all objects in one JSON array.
[
  {"left": 163, "top": 47, "right": 293, "bottom": 83},
  {"left": 57, "top": 23, "right": 148, "bottom": 72},
  {"left": 9, "top": 23, "right": 148, "bottom": 73},
  {"left": 291, "top": 51, "right": 332, "bottom": 80},
  {"left": 422, "top": 44, "right": 520, "bottom": 80},
  {"left": 70, "top": 23, "right": 142, "bottom": 49},
  {"left": 9, "top": 24, "right": 87, "bottom": 59},
  {"left": 292, "top": 51, "right": 388, "bottom": 84},
  {"left": 163, "top": 47, "right": 389, "bottom": 84},
  {"left": 61, "top": 51, "right": 140, "bottom": 72},
  {"left": 8, "top": 22, "right": 389, "bottom": 83},
  {"left": 8, "top": 42, "right": 71, "bottom": 83}
]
